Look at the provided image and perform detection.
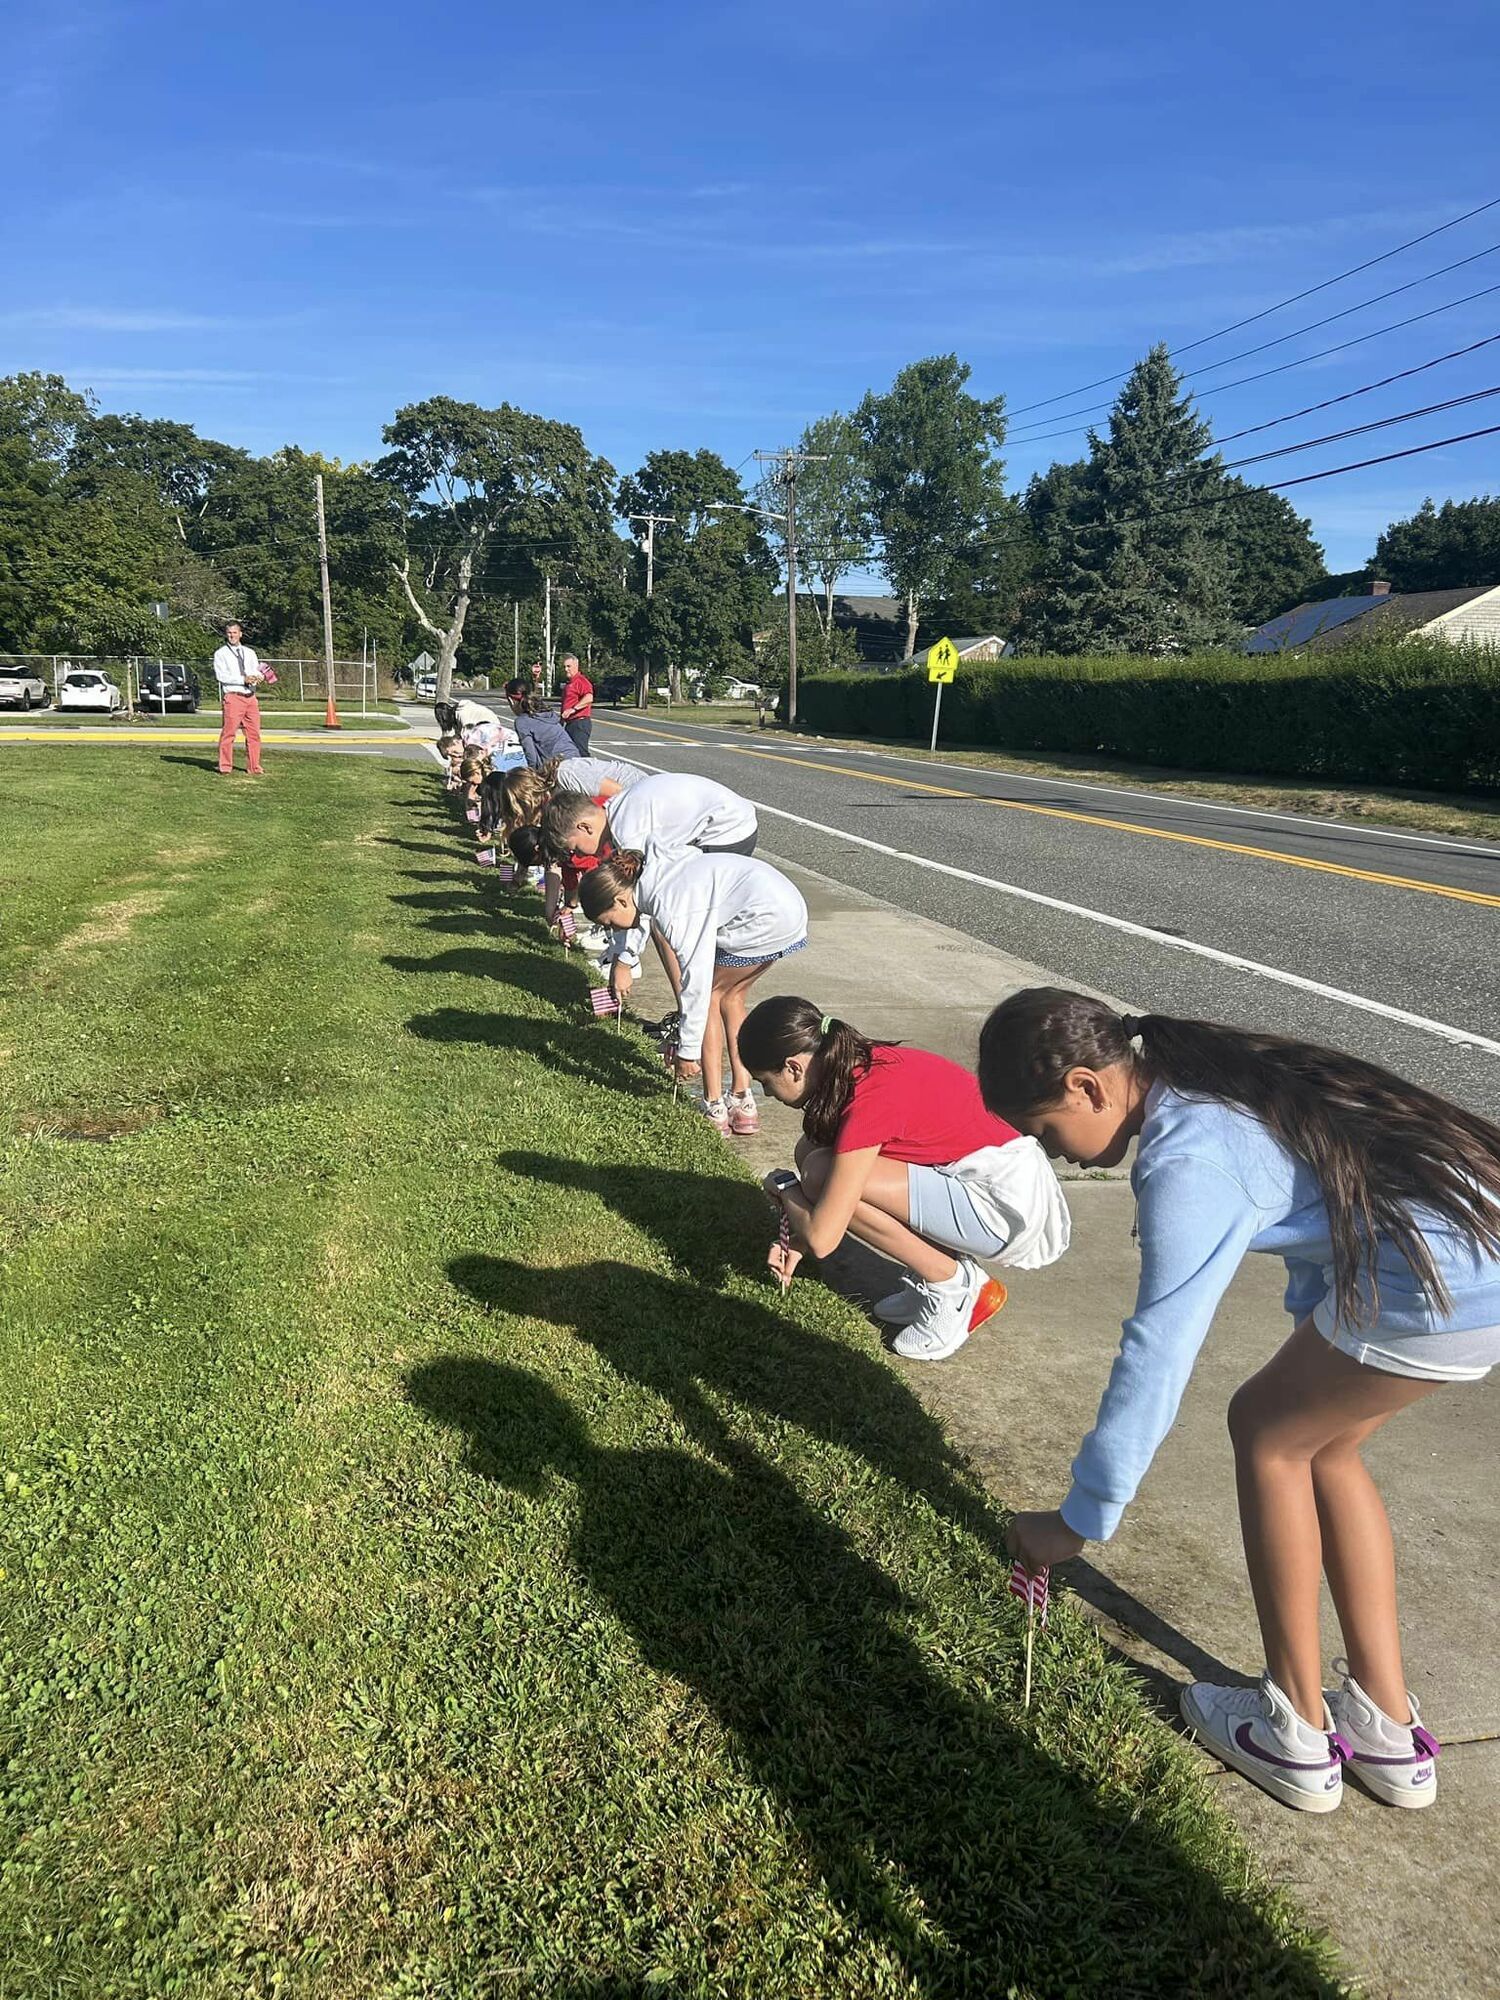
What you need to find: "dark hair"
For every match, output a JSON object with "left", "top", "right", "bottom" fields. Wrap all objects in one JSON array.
[
  {"left": 541, "top": 792, "right": 597, "bottom": 858},
  {"left": 476, "top": 771, "right": 506, "bottom": 838},
  {"left": 737, "top": 995, "right": 885, "bottom": 1148},
  {"left": 978, "top": 986, "right": 1500, "bottom": 1325},
  {"left": 507, "top": 824, "right": 543, "bottom": 868},
  {"left": 504, "top": 677, "right": 540, "bottom": 715},
  {"left": 579, "top": 851, "right": 643, "bottom": 923}
]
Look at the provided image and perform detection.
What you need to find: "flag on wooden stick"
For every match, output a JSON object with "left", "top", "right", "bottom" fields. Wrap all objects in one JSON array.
[
  {"left": 556, "top": 907, "right": 577, "bottom": 949},
  {"left": 589, "top": 986, "right": 621, "bottom": 1018},
  {"left": 1009, "top": 1560, "right": 1050, "bottom": 1709}
]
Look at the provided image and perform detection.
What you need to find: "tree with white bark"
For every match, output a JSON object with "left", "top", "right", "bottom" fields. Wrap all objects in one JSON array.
[{"left": 375, "top": 396, "right": 614, "bottom": 699}]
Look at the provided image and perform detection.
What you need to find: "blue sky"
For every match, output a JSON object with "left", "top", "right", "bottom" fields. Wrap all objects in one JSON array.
[{"left": 4, "top": 0, "right": 1499, "bottom": 581}]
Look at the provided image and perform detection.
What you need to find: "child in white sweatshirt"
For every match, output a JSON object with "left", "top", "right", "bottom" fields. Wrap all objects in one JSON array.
[{"left": 580, "top": 846, "right": 806, "bottom": 1134}]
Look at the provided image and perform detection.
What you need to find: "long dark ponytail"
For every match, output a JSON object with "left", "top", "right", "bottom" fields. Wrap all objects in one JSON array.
[
  {"left": 979, "top": 987, "right": 1500, "bottom": 1325},
  {"left": 504, "top": 677, "right": 540, "bottom": 716},
  {"left": 738, "top": 995, "right": 887, "bottom": 1147}
]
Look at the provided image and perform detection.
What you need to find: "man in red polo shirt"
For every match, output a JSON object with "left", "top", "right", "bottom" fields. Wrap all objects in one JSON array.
[{"left": 558, "top": 653, "right": 594, "bottom": 756}]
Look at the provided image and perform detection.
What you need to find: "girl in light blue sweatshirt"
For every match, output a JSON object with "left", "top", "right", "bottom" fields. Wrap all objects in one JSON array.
[{"left": 979, "top": 988, "right": 1500, "bottom": 1817}]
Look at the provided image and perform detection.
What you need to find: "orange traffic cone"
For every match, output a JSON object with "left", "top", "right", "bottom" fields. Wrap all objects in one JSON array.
[{"left": 324, "top": 695, "right": 342, "bottom": 730}]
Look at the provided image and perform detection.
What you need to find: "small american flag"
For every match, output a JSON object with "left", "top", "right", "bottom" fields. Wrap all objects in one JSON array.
[
  {"left": 589, "top": 986, "right": 621, "bottom": 1017},
  {"left": 557, "top": 907, "right": 577, "bottom": 947},
  {"left": 465, "top": 806, "right": 480, "bottom": 824},
  {"left": 1009, "top": 1560, "right": 1050, "bottom": 1710},
  {"left": 776, "top": 1208, "right": 792, "bottom": 1293},
  {"left": 474, "top": 847, "right": 496, "bottom": 866},
  {"left": 495, "top": 861, "right": 514, "bottom": 882}
]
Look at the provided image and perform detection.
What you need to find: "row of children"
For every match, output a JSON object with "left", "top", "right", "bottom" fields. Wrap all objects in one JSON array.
[{"left": 430, "top": 726, "right": 1500, "bottom": 1820}]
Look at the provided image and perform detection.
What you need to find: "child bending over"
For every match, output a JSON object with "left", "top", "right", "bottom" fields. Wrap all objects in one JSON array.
[
  {"left": 740, "top": 996, "right": 1068, "bottom": 1360},
  {"left": 581, "top": 847, "right": 806, "bottom": 1135},
  {"left": 979, "top": 988, "right": 1500, "bottom": 1816}
]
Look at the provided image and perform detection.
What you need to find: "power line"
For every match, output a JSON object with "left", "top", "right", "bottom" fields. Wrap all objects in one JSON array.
[
  {"left": 1205, "top": 331, "right": 1500, "bottom": 445},
  {"left": 1219, "top": 382, "right": 1500, "bottom": 471},
  {"left": 1009, "top": 283, "right": 1500, "bottom": 446},
  {"left": 1007, "top": 192, "right": 1500, "bottom": 418}
]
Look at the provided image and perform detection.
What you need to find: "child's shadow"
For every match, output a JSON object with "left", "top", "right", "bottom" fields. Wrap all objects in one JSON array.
[{"left": 407, "top": 1344, "right": 1340, "bottom": 1998}]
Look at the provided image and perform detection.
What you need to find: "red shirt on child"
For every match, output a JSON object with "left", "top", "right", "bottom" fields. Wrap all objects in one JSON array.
[{"left": 832, "top": 1047, "right": 1018, "bottom": 1163}]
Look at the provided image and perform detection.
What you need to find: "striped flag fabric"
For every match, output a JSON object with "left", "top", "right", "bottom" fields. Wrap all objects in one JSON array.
[
  {"left": 1009, "top": 1560, "right": 1050, "bottom": 1626},
  {"left": 474, "top": 847, "right": 496, "bottom": 867},
  {"left": 589, "top": 986, "right": 621, "bottom": 1017},
  {"left": 776, "top": 1208, "right": 792, "bottom": 1293},
  {"left": 557, "top": 907, "right": 577, "bottom": 947},
  {"left": 465, "top": 806, "right": 480, "bottom": 824}
]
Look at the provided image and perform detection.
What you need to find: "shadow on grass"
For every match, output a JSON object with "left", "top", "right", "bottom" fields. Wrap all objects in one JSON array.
[
  {"left": 159, "top": 753, "right": 223, "bottom": 774},
  {"left": 409, "top": 1273, "right": 1342, "bottom": 1997},
  {"left": 494, "top": 1153, "right": 1246, "bottom": 1711},
  {"left": 406, "top": 1006, "right": 666, "bottom": 1094}
]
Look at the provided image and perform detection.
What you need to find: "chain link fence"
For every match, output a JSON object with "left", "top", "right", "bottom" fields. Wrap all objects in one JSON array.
[{"left": 0, "top": 653, "right": 386, "bottom": 716}]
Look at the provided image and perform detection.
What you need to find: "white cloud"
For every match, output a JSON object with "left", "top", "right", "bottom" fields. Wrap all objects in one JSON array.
[{"left": 0, "top": 307, "right": 242, "bottom": 333}]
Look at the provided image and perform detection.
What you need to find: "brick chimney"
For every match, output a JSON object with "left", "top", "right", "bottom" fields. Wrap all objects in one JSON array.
[{"left": 1368, "top": 579, "right": 1392, "bottom": 595}]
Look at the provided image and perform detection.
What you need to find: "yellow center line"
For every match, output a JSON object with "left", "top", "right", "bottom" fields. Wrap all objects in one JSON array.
[{"left": 605, "top": 721, "right": 1500, "bottom": 910}]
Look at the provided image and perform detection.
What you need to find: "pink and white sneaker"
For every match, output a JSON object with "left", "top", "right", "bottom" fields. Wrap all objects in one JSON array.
[
  {"left": 696, "top": 1096, "right": 731, "bottom": 1134},
  {"left": 1326, "top": 1658, "right": 1439, "bottom": 1808},
  {"left": 726, "top": 1090, "right": 760, "bottom": 1135},
  {"left": 1180, "top": 1672, "right": 1350, "bottom": 1813}
]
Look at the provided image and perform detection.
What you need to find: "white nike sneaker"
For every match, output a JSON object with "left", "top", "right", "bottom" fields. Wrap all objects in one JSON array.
[
  {"left": 873, "top": 1275, "right": 925, "bottom": 1325},
  {"left": 1180, "top": 1672, "right": 1348, "bottom": 1813},
  {"left": 893, "top": 1259, "right": 983, "bottom": 1361},
  {"left": 1326, "top": 1658, "right": 1439, "bottom": 1808}
]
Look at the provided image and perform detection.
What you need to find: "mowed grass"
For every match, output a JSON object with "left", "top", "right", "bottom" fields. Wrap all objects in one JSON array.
[{"left": 0, "top": 749, "right": 1346, "bottom": 1998}]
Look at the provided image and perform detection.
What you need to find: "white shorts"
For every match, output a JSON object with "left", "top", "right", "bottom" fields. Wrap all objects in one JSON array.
[{"left": 1313, "top": 1298, "right": 1500, "bottom": 1382}]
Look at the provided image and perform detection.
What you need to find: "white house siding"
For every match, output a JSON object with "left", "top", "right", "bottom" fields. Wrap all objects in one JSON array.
[{"left": 1421, "top": 584, "right": 1500, "bottom": 647}]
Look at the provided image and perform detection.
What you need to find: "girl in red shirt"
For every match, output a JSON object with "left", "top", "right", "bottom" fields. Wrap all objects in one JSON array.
[{"left": 739, "top": 994, "right": 1069, "bottom": 1360}]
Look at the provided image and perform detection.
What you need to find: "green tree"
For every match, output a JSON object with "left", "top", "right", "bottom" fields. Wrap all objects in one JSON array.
[
  {"left": 376, "top": 397, "right": 614, "bottom": 700},
  {"left": 1370, "top": 494, "right": 1500, "bottom": 591},
  {"left": 1220, "top": 481, "right": 1326, "bottom": 625},
  {"left": 855, "top": 355, "right": 1007, "bottom": 660},
  {"left": 1021, "top": 345, "right": 1232, "bottom": 655},
  {"left": 758, "top": 413, "right": 870, "bottom": 643},
  {"left": 617, "top": 450, "right": 777, "bottom": 705},
  {"left": 0, "top": 372, "right": 94, "bottom": 464},
  {"left": 918, "top": 492, "right": 1038, "bottom": 650}
]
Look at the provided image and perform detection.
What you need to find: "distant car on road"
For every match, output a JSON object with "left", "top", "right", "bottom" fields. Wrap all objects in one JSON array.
[
  {"left": 57, "top": 670, "right": 124, "bottom": 714},
  {"left": 0, "top": 664, "right": 51, "bottom": 710},
  {"left": 136, "top": 663, "right": 201, "bottom": 712},
  {"left": 414, "top": 673, "right": 438, "bottom": 698}
]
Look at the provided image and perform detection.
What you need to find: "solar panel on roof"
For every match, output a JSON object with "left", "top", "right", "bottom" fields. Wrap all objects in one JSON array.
[{"left": 1245, "top": 597, "right": 1380, "bottom": 653}]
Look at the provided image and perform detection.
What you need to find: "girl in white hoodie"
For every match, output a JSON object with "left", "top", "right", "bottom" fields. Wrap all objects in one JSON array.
[{"left": 580, "top": 847, "right": 807, "bottom": 1135}]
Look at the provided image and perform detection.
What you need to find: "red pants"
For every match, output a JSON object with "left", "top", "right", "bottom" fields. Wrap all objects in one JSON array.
[{"left": 219, "top": 691, "right": 263, "bottom": 773}]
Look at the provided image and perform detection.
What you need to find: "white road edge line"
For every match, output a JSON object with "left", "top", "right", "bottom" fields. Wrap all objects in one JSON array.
[
  {"left": 620, "top": 752, "right": 1500, "bottom": 1057},
  {"left": 601, "top": 717, "right": 1500, "bottom": 861}
]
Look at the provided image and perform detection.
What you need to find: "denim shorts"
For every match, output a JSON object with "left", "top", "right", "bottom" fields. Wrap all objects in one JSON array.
[
  {"left": 716, "top": 937, "right": 807, "bottom": 969},
  {"left": 906, "top": 1164, "right": 1011, "bottom": 1260},
  {"left": 1313, "top": 1298, "right": 1500, "bottom": 1382}
]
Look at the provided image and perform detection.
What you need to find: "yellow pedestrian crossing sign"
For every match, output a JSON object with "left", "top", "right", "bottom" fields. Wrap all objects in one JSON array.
[{"left": 927, "top": 636, "right": 959, "bottom": 684}]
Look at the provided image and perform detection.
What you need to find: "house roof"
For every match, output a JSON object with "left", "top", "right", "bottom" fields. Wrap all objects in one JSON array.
[
  {"left": 1244, "top": 586, "right": 1494, "bottom": 653},
  {"left": 903, "top": 636, "right": 1009, "bottom": 667}
]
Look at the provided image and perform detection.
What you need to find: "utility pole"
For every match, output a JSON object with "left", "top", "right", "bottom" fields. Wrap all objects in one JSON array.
[
  {"left": 314, "top": 472, "right": 340, "bottom": 729},
  {"left": 628, "top": 512, "right": 674, "bottom": 709},
  {"left": 753, "top": 448, "right": 827, "bottom": 727},
  {"left": 512, "top": 600, "right": 520, "bottom": 678},
  {"left": 543, "top": 573, "right": 553, "bottom": 695}
]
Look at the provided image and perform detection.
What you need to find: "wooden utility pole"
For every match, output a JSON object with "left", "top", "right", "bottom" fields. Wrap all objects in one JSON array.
[
  {"left": 543, "top": 574, "right": 553, "bottom": 695},
  {"left": 753, "top": 448, "right": 827, "bottom": 727},
  {"left": 314, "top": 473, "right": 340, "bottom": 729},
  {"left": 628, "top": 512, "right": 674, "bottom": 709},
  {"left": 512, "top": 600, "right": 520, "bottom": 677}
]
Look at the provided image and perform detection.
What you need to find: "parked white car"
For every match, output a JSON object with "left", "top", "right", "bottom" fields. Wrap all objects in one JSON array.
[
  {"left": 0, "top": 663, "right": 51, "bottom": 710},
  {"left": 57, "top": 670, "right": 124, "bottom": 714}
]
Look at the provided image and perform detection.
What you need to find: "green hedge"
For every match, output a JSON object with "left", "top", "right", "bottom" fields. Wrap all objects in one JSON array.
[{"left": 797, "top": 639, "right": 1500, "bottom": 792}]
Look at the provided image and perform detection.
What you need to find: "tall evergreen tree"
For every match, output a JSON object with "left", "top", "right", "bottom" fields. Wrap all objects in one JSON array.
[{"left": 1021, "top": 345, "right": 1233, "bottom": 655}]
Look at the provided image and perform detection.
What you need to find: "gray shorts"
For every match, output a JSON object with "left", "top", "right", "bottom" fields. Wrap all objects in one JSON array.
[
  {"left": 1313, "top": 1298, "right": 1500, "bottom": 1383},
  {"left": 906, "top": 1164, "right": 1010, "bottom": 1260}
]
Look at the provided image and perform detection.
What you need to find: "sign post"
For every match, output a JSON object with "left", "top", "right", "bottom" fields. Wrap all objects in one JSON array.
[{"left": 926, "top": 635, "right": 959, "bottom": 752}]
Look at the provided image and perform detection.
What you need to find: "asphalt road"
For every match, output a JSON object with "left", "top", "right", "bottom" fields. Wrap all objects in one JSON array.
[{"left": 584, "top": 709, "right": 1500, "bottom": 1118}]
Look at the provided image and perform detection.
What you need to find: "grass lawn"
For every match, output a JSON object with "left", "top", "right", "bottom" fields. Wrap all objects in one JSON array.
[
  {"left": 731, "top": 722, "right": 1500, "bottom": 844},
  {"left": 0, "top": 748, "right": 1346, "bottom": 1998},
  {"left": 0, "top": 709, "right": 409, "bottom": 732}
]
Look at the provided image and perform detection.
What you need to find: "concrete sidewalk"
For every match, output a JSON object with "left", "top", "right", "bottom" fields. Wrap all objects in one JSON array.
[{"left": 621, "top": 848, "right": 1500, "bottom": 2000}]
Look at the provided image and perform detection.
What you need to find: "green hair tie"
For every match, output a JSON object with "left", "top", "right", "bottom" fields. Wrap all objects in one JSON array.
[{"left": 820, "top": 1015, "right": 833, "bottom": 1035}]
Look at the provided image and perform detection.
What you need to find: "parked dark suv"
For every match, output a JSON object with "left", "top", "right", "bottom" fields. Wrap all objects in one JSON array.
[{"left": 137, "top": 663, "right": 201, "bottom": 713}]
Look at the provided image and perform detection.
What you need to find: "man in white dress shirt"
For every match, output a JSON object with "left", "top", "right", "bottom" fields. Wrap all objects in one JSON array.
[{"left": 212, "top": 620, "right": 265, "bottom": 775}]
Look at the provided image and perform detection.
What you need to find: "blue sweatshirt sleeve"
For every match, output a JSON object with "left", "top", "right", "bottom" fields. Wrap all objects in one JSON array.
[{"left": 1060, "top": 1153, "right": 1264, "bottom": 1542}]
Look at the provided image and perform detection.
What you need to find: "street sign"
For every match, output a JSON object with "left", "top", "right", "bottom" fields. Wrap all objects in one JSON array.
[{"left": 927, "top": 636, "right": 959, "bottom": 684}]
